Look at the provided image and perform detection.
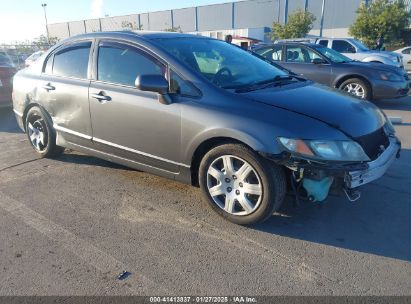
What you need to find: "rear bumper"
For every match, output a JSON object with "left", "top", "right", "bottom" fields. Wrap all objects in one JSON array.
[{"left": 345, "top": 137, "right": 400, "bottom": 188}]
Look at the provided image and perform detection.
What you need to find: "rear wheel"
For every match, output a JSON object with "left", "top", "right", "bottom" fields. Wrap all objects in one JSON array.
[
  {"left": 199, "top": 143, "right": 286, "bottom": 225},
  {"left": 339, "top": 78, "right": 371, "bottom": 100},
  {"left": 25, "top": 107, "right": 64, "bottom": 158}
]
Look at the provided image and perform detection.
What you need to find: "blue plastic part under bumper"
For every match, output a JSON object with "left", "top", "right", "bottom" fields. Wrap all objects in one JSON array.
[{"left": 302, "top": 176, "right": 334, "bottom": 203}]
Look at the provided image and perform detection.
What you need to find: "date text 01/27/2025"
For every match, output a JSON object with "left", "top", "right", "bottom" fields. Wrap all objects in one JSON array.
[{"left": 149, "top": 297, "right": 257, "bottom": 303}]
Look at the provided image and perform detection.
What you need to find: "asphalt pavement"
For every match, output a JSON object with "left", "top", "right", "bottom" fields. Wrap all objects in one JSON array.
[{"left": 0, "top": 98, "right": 410, "bottom": 296}]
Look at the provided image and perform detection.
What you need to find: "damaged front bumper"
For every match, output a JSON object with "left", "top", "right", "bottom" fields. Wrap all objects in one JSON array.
[
  {"left": 345, "top": 137, "right": 401, "bottom": 188},
  {"left": 264, "top": 136, "right": 401, "bottom": 203}
]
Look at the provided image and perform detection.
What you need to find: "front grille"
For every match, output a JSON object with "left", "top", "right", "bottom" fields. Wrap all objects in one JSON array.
[{"left": 355, "top": 127, "right": 389, "bottom": 160}]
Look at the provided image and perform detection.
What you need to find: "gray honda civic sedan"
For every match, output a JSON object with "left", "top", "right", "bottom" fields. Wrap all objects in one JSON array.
[{"left": 12, "top": 32, "right": 401, "bottom": 225}]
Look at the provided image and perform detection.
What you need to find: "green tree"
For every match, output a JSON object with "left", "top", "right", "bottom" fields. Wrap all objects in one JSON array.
[
  {"left": 270, "top": 9, "right": 316, "bottom": 40},
  {"left": 349, "top": 0, "right": 411, "bottom": 47},
  {"left": 32, "top": 35, "right": 60, "bottom": 49}
]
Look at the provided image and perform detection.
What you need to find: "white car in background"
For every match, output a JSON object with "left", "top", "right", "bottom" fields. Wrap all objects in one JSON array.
[
  {"left": 25, "top": 50, "right": 45, "bottom": 67},
  {"left": 394, "top": 46, "right": 411, "bottom": 73}
]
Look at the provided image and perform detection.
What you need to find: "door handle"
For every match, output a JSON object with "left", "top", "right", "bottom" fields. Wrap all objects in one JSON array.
[
  {"left": 42, "top": 83, "right": 55, "bottom": 91},
  {"left": 90, "top": 92, "right": 111, "bottom": 102}
]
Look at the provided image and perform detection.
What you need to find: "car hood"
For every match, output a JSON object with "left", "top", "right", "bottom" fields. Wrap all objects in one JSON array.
[
  {"left": 242, "top": 83, "right": 386, "bottom": 138},
  {"left": 343, "top": 60, "right": 404, "bottom": 74},
  {"left": 362, "top": 50, "right": 398, "bottom": 58}
]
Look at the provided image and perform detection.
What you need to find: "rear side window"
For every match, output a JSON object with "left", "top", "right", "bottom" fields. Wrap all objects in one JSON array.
[
  {"left": 256, "top": 46, "right": 283, "bottom": 61},
  {"left": 97, "top": 42, "right": 165, "bottom": 86},
  {"left": 53, "top": 42, "right": 91, "bottom": 79},
  {"left": 402, "top": 48, "right": 411, "bottom": 55},
  {"left": 318, "top": 40, "right": 328, "bottom": 47},
  {"left": 332, "top": 40, "right": 356, "bottom": 53}
]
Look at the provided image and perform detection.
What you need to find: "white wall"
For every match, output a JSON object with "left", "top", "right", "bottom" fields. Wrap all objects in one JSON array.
[
  {"left": 190, "top": 27, "right": 269, "bottom": 42},
  {"left": 309, "top": 28, "right": 351, "bottom": 38}
]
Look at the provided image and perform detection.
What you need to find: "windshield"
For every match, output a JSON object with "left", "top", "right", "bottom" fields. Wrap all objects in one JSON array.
[
  {"left": 315, "top": 46, "right": 352, "bottom": 63},
  {"left": 154, "top": 38, "right": 288, "bottom": 89},
  {"left": 349, "top": 39, "right": 369, "bottom": 51}
]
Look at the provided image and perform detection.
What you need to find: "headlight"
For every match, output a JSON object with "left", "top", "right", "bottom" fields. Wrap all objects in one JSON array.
[
  {"left": 379, "top": 71, "right": 403, "bottom": 82},
  {"left": 278, "top": 137, "right": 370, "bottom": 161},
  {"left": 381, "top": 111, "right": 396, "bottom": 135}
]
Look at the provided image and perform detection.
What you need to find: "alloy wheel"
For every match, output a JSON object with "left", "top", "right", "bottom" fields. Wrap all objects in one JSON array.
[
  {"left": 342, "top": 83, "right": 366, "bottom": 99},
  {"left": 27, "top": 117, "right": 48, "bottom": 152},
  {"left": 206, "top": 155, "right": 263, "bottom": 216}
]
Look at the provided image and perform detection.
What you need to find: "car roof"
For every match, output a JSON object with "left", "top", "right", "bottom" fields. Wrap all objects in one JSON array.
[
  {"left": 256, "top": 42, "right": 323, "bottom": 49},
  {"left": 65, "top": 31, "right": 209, "bottom": 42}
]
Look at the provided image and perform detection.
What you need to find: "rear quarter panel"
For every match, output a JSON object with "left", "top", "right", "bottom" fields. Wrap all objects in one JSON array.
[{"left": 12, "top": 69, "right": 43, "bottom": 122}]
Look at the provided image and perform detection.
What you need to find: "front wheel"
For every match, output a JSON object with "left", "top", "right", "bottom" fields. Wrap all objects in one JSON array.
[
  {"left": 199, "top": 144, "right": 286, "bottom": 225},
  {"left": 339, "top": 78, "right": 371, "bottom": 100}
]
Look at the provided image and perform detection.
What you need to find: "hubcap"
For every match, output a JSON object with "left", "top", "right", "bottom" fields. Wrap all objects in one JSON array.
[
  {"left": 27, "top": 118, "right": 47, "bottom": 152},
  {"left": 343, "top": 83, "right": 366, "bottom": 99},
  {"left": 206, "top": 155, "right": 263, "bottom": 216}
]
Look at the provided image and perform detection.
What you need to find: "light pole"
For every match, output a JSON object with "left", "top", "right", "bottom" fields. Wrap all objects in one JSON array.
[
  {"left": 319, "top": 0, "right": 326, "bottom": 37},
  {"left": 41, "top": 3, "right": 50, "bottom": 45}
]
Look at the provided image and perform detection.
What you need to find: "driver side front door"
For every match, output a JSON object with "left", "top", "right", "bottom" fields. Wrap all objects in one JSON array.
[{"left": 89, "top": 40, "right": 182, "bottom": 174}]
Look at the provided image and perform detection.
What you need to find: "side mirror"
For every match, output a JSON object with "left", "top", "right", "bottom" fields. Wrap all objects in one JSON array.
[
  {"left": 135, "top": 74, "right": 171, "bottom": 105},
  {"left": 312, "top": 58, "right": 327, "bottom": 65}
]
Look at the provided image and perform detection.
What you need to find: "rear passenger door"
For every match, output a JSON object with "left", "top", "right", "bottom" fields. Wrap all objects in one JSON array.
[
  {"left": 39, "top": 40, "right": 93, "bottom": 147},
  {"left": 280, "top": 46, "right": 332, "bottom": 85}
]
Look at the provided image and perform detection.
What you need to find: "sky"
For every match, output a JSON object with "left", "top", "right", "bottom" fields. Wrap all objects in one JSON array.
[{"left": 0, "top": 0, "right": 239, "bottom": 44}]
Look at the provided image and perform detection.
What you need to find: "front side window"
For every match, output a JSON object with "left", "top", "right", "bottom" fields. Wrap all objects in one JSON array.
[
  {"left": 285, "top": 46, "right": 321, "bottom": 63},
  {"left": 53, "top": 42, "right": 91, "bottom": 79},
  {"left": 255, "top": 45, "right": 283, "bottom": 61},
  {"left": 169, "top": 70, "right": 199, "bottom": 97},
  {"left": 154, "top": 38, "right": 287, "bottom": 89},
  {"left": 97, "top": 42, "right": 165, "bottom": 87},
  {"left": 332, "top": 40, "right": 356, "bottom": 53}
]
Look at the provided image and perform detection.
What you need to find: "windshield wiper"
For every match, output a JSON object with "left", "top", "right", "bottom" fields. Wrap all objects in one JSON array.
[{"left": 233, "top": 75, "right": 305, "bottom": 93}]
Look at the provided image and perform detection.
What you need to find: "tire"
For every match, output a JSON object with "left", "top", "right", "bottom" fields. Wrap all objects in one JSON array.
[
  {"left": 25, "top": 106, "right": 64, "bottom": 158},
  {"left": 198, "top": 143, "right": 286, "bottom": 225},
  {"left": 339, "top": 78, "right": 372, "bottom": 100}
]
